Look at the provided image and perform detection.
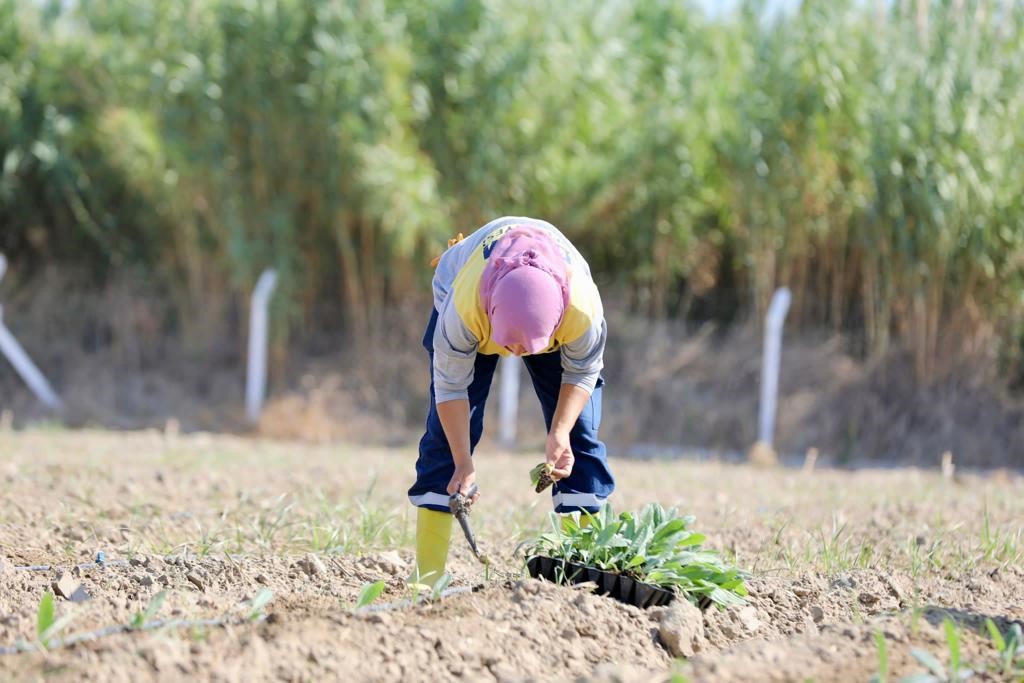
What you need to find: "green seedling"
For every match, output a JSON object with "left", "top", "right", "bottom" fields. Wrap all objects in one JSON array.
[
  {"left": 130, "top": 590, "right": 167, "bottom": 630},
  {"left": 36, "top": 591, "right": 76, "bottom": 650},
  {"left": 430, "top": 573, "right": 452, "bottom": 601},
  {"left": 355, "top": 580, "right": 386, "bottom": 609},
  {"left": 526, "top": 503, "right": 748, "bottom": 608},
  {"left": 250, "top": 494, "right": 299, "bottom": 551},
  {"left": 406, "top": 568, "right": 432, "bottom": 604},
  {"left": 37, "top": 592, "right": 54, "bottom": 639},
  {"left": 985, "top": 618, "right": 1024, "bottom": 677},
  {"left": 669, "top": 662, "right": 692, "bottom": 683},
  {"left": 246, "top": 589, "right": 274, "bottom": 621},
  {"left": 530, "top": 463, "right": 555, "bottom": 493},
  {"left": 978, "top": 509, "right": 1023, "bottom": 567},
  {"left": 944, "top": 618, "right": 962, "bottom": 678},
  {"left": 403, "top": 567, "right": 452, "bottom": 604},
  {"left": 870, "top": 631, "right": 889, "bottom": 683},
  {"left": 905, "top": 618, "right": 974, "bottom": 683},
  {"left": 906, "top": 648, "right": 948, "bottom": 682},
  {"left": 407, "top": 582, "right": 431, "bottom": 604},
  {"left": 188, "top": 625, "right": 210, "bottom": 643}
]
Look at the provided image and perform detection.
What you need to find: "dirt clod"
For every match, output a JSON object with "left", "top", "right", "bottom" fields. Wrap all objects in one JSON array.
[
  {"left": 53, "top": 572, "right": 81, "bottom": 600},
  {"left": 858, "top": 591, "right": 879, "bottom": 605},
  {"left": 653, "top": 599, "right": 706, "bottom": 657},
  {"left": 297, "top": 554, "right": 327, "bottom": 578},
  {"left": 374, "top": 551, "right": 407, "bottom": 576},
  {"left": 735, "top": 606, "right": 761, "bottom": 635},
  {"left": 186, "top": 572, "right": 205, "bottom": 592}
]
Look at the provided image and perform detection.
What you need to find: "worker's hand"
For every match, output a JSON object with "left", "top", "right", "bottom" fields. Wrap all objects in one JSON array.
[
  {"left": 545, "top": 429, "right": 575, "bottom": 480},
  {"left": 447, "top": 462, "right": 481, "bottom": 503}
]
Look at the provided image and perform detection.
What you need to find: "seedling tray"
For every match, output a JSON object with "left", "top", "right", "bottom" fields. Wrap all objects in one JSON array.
[{"left": 525, "top": 556, "right": 675, "bottom": 609}]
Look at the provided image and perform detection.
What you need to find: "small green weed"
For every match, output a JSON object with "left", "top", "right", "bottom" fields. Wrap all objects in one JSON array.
[
  {"left": 869, "top": 630, "right": 888, "bottom": 683},
  {"left": 36, "top": 592, "right": 75, "bottom": 650},
  {"left": 903, "top": 618, "right": 973, "bottom": 682},
  {"left": 817, "top": 517, "right": 852, "bottom": 573},
  {"left": 354, "top": 580, "right": 386, "bottom": 609},
  {"left": 978, "top": 509, "right": 1023, "bottom": 566},
  {"left": 985, "top": 618, "right": 1023, "bottom": 678},
  {"left": 130, "top": 590, "right": 167, "bottom": 630},
  {"left": 246, "top": 589, "right": 274, "bottom": 621},
  {"left": 430, "top": 573, "right": 452, "bottom": 601}
]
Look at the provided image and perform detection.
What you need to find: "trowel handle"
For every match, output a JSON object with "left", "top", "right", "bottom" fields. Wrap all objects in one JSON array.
[
  {"left": 450, "top": 482, "right": 478, "bottom": 501},
  {"left": 449, "top": 482, "right": 479, "bottom": 511}
]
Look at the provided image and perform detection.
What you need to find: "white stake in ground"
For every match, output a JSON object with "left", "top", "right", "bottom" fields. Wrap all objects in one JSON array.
[
  {"left": 757, "top": 287, "right": 792, "bottom": 448},
  {"left": 0, "top": 254, "right": 63, "bottom": 410},
  {"left": 498, "top": 355, "right": 521, "bottom": 448},
  {"left": 246, "top": 269, "right": 278, "bottom": 424}
]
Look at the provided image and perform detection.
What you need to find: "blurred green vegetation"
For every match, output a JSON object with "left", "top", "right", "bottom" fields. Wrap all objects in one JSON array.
[{"left": 1, "top": 0, "right": 1022, "bottom": 383}]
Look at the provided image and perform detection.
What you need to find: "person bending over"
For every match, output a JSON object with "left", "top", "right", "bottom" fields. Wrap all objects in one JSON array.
[{"left": 409, "top": 216, "right": 615, "bottom": 585}]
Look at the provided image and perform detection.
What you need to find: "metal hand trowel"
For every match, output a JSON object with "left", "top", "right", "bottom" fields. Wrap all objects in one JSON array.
[{"left": 449, "top": 483, "right": 489, "bottom": 565}]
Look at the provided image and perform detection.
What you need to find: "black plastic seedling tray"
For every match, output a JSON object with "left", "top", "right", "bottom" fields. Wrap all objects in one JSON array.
[{"left": 525, "top": 556, "right": 675, "bottom": 609}]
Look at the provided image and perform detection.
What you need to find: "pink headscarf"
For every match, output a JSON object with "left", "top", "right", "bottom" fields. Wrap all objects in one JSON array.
[{"left": 479, "top": 226, "right": 570, "bottom": 354}]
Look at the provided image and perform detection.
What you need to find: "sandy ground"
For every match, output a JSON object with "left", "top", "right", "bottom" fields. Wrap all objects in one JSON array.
[{"left": 0, "top": 429, "right": 1022, "bottom": 682}]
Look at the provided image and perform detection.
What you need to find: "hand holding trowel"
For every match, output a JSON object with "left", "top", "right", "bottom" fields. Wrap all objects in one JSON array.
[{"left": 449, "top": 483, "right": 490, "bottom": 565}]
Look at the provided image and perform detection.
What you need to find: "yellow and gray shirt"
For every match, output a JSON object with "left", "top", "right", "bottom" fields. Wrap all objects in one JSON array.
[{"left": 431, "top": 216, "right": 606, "bottom": 403}]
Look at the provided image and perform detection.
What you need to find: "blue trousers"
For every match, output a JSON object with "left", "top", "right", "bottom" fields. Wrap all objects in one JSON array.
[{"left": 408, "top": 309, "right": 615, "bottom": 513}]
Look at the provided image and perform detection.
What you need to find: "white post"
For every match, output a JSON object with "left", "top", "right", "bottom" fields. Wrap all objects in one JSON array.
[
  {"left": 757, "top": 287, "right": 792, "bottom": 447},
  {"left": 498, "top": 355, "right": 521, "bottom": 448},
  {"left": 0, "top": 254, "right": 63, "bottom": 410},
  {"left": 246, "top": 269, "right": 278, "bottom": 424}
]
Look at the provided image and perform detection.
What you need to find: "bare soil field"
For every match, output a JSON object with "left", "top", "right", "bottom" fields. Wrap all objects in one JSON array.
[{"left": 1, "top": 429, "right": 1022, "bottom": 682}]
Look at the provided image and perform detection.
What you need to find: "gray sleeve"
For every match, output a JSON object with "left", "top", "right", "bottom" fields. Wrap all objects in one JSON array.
[
  {"left": 432, "top": 252, "right": 459, "bottom": 312},
  {"left": 560, "top": 318, "right": 606, "bottom": 394},
  {"left": 431, "top": 296, "right": 480, "bottom": 403}
]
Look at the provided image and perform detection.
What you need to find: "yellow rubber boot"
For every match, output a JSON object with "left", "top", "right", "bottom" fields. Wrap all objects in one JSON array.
[{"left": 413, "top": 508, "right": 452, "bottom": 588}]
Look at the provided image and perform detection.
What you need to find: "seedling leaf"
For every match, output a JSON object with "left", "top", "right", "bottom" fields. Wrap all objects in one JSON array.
[
  {"left": 37, "top": 592, "right": 55, "bottom": 641},
  {"left": 407, "top": 580, "right": 432, "bottom": 604},
  {"left": 36, "top": 593, "right": 75, "bottom": 649},
  {"left": 899, "top": 675, "right": 940, "bottom": 683},
  {"left": 132, "top": 590, "right": 167, "bottom": 629},
  {"left": 247, "top": 589, "right": 274, "bottom": 620},
  {"left": 626, "top": 555, "right": 646, "bottom": 569},
  {"left": 943, "top": 618, "right": 960, "bottom": 672},
  {"left": 983, "top": 618, "right": 1007, "bottom": 651},
  {"left": 431, "top": 573, "right": 452, "bottom": 600},
  {"left": 911, "top": 648, "right": 945, "bottom": 678},
  {"left": 356, "top": 580, "right": 386, "bottom": 608},
  {"left": 868, "top": 631, "right": 888, "bottom": 683},
  {"left": 985, "top": 618, "right": 1006, "bottom": 652},
  {"left": 40, "top": 611, "right": 77, "bottom": 648}
]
